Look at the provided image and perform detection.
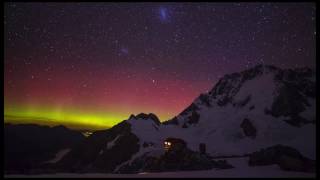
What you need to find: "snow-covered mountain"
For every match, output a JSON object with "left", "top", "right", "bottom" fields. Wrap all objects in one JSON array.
[
  {"left": 5, "top": 64, "right": 315, "bottom": 175},
  {"left": 54, "top": 64, "right": 315, "bottom": 174},
  {"left": 160, "top": 64, "right": 316, "bottom": 158}
]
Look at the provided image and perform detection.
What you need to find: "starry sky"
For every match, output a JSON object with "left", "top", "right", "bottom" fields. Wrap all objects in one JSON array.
[{"left": 4, "top": 3, "right": 316, "bottom": 130}]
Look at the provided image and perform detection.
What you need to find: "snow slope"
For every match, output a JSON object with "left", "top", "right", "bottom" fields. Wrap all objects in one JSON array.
[{"left": 120, "top": 65, "right": 316, "bottom": 167}]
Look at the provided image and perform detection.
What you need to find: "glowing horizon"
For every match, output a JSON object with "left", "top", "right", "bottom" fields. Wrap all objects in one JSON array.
[{"left": 4, "top": 102, "right": 180, "bottom": 130}]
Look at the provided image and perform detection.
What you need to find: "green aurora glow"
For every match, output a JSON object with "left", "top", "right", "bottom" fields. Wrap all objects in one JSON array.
[
  {"left": 4, "top": 103, "right": 173, "bottom": 130},
  {"left": 4, "top": 104, "right": 130, "bottom": 130}
]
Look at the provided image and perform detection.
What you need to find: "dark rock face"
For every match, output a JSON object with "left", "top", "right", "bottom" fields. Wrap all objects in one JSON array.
[
  {"left": 271, "top": 85, "right": 307, "bottom": 116},
  {"left": 162, "top": 116, "right": 179, "bottom": 125},
  {"left": 240, "top": 118, "right": 257, "bottom": 138},
  {"left": 268, "top": 68, "right": 315, "bottom": 127},
  {"left": 4, "top": 124, "right": 85, "bottom": 174},
  {"left": 285, "top": 115, "right": 314, "bottom": 127},
  {"left": 212, "top": 75, "right": 242, "bottom": 107},
  {"left": 180, "top": 111, "right": 200, "bottom": 128},
  {"left": 180, "top": 103, "right": 199, "bottom": 115},
  {"left": 56, "top": 121, "right": 140, "bottom": 173},
  {"left": 274, "top": 68, "right": 315, "bottom": 98},
  {"left": 277, "top": 155, "right": 315, "bottom": 173},
  {"left": 249, "top": 145, "right": 315, "bottom": 173},
  {"left": 235, "top": 95, "right": 251, "bottom": 107},
  {"left": 241, "top": 64, "right": 279, "bottom": 82},
  {"left": 249, "top": 145, "right": 303, "bottom": 166},
  {"left": 187, "top": 111, "right": 200, "bottom": 125},
  {"left": 199, "top": 93, "right": 211, "bottom": 107}
]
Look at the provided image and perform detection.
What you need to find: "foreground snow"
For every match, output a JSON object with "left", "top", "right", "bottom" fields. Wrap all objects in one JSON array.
[{"left": 5, "top": 157, "right": 315, "bottom": 178}]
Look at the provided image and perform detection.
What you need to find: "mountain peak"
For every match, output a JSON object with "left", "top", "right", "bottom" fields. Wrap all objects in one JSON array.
[
  {"left": 164, "top": 64, "right": 315, "bottom": 128},
  {"left": 129, "top": 113, "right": 161, "bottom": 125}
]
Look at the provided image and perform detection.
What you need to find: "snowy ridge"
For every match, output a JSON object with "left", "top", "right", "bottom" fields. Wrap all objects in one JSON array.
[
  {"left": 127, "top": 115, "right": 162, "bottom": 146},
  {"left": 124, "top": 65, "right": 315, "bottom": 162}
]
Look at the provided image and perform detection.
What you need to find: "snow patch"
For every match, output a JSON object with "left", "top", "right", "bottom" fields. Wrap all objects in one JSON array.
[
  {"left": 107, "top": 135, "right": 122, "bottom": 150},
  {"left": 45, "top": 149, "right": 71, "bottom": 163}
]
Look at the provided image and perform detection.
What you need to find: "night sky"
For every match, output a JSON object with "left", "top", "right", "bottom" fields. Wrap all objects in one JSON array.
[{"left": 4, "top": 3, "right": 316, "bottom": 130}]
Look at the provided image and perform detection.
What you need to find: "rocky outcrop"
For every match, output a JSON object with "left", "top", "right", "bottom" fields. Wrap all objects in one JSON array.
[
  {"left": 240, "top": 118, "right": 257, "bottom": 138},
  {"left": 277, "top": 155, "right": 315, "bottom": 173},
  {"left": 199, "top": 93, "right": 212, "bottom": 107},
  {"left": 180, "top": 103, "right": 200, "bottom": 115},
  {"left": 162, "top": 116, "right": 179, "bottom": 125},
  {"left": 181, "top": 111, "right": 201, "bottom": 128},
  {"left": 267, "top": 68, "right": 315, "bottom": 127},
  {"left": 249, "top": 145, "right": 315, "bottom": 173},
  {"left": 234, "top": 95, "right": 251, "bottom": 107}
]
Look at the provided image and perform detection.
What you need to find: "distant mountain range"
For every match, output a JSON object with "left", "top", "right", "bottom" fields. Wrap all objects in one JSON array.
[
  {"left": 4, "top": 123, "right": 85, "bottom": 173},
  {"left": 4, "top": 64, "right": 316, "bottom": 175}
]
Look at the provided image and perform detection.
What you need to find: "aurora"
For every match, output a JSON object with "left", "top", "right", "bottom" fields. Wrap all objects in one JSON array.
[
  {"left": 4, "top": 103, "right": 175, "bottom": 130},
  {"left": 5, "top": 106, "right": 121, "bottom": 130},
  {"left": 4, "top": 3, "right": 315, "bottom": 130}
]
